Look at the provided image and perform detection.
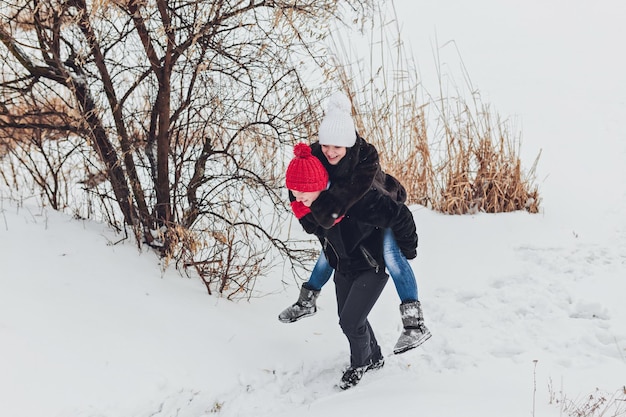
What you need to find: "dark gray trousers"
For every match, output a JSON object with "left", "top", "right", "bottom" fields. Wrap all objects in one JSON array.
[{"left": 334, "top": 268, "right": 389, "bottom": 367}]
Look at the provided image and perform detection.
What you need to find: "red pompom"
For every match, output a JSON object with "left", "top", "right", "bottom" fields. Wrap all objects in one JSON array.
[{"left": 293, "top": 143, "right": 312, "bottom": 158}]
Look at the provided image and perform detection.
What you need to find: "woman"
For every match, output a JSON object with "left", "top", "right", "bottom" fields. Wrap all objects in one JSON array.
[
  {"left": 285, "top": 143, "right": 418, "bottom": 389},
  {"left": 279, "top": 92, "right": 430, "bottom": 354}
]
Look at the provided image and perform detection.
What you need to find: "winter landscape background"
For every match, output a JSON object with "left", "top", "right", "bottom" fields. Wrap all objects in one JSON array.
[{"left": 1, "top": 0, "right": 625, "bottom": 416}]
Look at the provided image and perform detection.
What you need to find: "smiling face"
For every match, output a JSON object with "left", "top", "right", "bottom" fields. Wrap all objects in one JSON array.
[
  {"left": 291, "top": 190, "right": 322, "bottom": 207},
  {"left": 321, "top": 145, "right": 347, "bottom": 165}
]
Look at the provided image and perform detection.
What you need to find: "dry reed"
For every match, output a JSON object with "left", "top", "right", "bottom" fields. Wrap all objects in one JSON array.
[{"left": 328, "top": 5, "right": 540, "bottom": 215}]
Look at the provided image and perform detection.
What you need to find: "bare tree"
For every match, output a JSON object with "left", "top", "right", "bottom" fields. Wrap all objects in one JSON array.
[{"left": 0, "top": 0, "right": 374, "bottom": 297}]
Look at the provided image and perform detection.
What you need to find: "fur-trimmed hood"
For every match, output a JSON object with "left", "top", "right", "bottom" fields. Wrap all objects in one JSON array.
[{"left": 308, "top": 135, "right": 407, "bottom": 229}]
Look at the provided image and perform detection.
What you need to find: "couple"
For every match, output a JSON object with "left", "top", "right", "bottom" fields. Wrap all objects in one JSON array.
[{"left": 281, "top": 92, "right": 431, "bottom": 389}]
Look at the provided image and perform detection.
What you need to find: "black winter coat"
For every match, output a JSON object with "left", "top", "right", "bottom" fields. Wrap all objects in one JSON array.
[
  {"left": 308, "top": 135, "right": 407, "bottom": 229},
  {"left": 289, "top": 134, "right": 418, "bottom": 273},
  {"left": 306, "top": 187, "right": 418, "bottom": 274}
]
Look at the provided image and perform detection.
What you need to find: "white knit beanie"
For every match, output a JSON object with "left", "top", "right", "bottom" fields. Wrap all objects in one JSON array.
[{"left": 318, "top": 92, "right": 356, "bottom": 147}]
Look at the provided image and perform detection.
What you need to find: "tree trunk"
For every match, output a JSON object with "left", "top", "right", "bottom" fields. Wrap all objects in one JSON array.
[{"left": 72, "top": 80, "right": 137, "bottom": 226}]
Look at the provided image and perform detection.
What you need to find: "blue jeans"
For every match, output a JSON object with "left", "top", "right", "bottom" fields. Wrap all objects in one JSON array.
[{"left": 304, "top": 228, "right": 418, "bottom": 302}]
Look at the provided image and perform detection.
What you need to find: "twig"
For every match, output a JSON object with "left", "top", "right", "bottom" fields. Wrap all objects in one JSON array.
[{"left": 533, "top": 359, "right": 538, "bottom": 417}]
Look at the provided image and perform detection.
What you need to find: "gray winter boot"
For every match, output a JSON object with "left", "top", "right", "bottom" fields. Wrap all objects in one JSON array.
[
  {"left": 393, "top": 301, "right": 432, "bottom": 354},
  {"left": 278, "top": 285, "right": 320, "bottom": 323}
]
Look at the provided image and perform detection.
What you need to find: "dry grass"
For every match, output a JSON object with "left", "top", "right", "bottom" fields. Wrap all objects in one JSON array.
[
  {"left": 431, "top": 103, "right": 540, "bottom": 214},
  {"left": 556, "top": 387, "right": 626, "bottom": 417},
  {"left": 327, "top": 6, "right": 540, "bottom": 214}
]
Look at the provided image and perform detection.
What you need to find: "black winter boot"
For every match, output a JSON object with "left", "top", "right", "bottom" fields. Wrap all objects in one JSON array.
[
  {"left": 338, "top": 365, "right": 367, "bottom": 390},
  {"left": 278, "top": 285, "right": 320, "bottom": 323},
  {"left": 338, "top": 353, "right": 385, "bottom": 390},
  {"left": 393, "top": 301, "right": 431, "bottom": 354}
]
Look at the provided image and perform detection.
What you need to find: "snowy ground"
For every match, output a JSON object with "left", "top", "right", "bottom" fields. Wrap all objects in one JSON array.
[
  {"left": 1, "top": 0, "right": 625, "bottom": 416},
  {"left": 1, "top": 200, "right": 624, "bottom": 417}
]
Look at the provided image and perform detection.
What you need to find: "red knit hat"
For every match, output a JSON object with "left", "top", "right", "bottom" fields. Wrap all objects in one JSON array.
[{"left": 285, "top": 143, "right": 328, "bottom": 192}]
